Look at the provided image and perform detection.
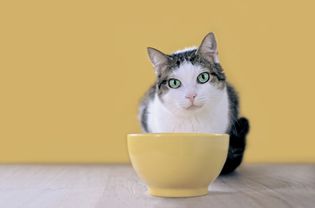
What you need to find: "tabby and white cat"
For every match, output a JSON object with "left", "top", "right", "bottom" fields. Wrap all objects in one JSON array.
[{"left": 139, "top": 33, "right": 250, "bottom": 174}]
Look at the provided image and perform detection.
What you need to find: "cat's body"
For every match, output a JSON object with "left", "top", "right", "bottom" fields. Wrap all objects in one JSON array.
[{"left": 139, "top": 33, "right": 250, "bottom": 174}]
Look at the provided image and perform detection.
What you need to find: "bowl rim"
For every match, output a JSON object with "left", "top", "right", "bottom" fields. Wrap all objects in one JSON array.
[{"left": 128, "top": 133, "right": 229, "bottom": 137}]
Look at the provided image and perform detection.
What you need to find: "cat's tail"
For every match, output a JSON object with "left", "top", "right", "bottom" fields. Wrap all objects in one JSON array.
[{"left": 220, "top": 117, "right": 250, "bottom": 175}]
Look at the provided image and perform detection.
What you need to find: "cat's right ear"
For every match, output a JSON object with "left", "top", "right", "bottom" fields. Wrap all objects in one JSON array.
[
  {"left": 196, "top": 32, "right": 219, "bottom": 63},
  {"left": 147, "top": 47, "right": 169, "bottom": 74}
]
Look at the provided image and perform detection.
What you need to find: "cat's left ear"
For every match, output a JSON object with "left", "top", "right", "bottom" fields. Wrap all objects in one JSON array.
[
  {"left": 196, "top": 32, "right": 220, "bottom": 63},
  {"left": 147, "top": 47, "right": 169, "bottom": 75}
]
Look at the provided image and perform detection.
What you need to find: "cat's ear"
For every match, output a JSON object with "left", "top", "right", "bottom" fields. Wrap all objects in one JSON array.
[
  {"left": 147, "top": 47, "right": 169, "bottom": 74},
  {"left": 196, "top": 32, "right": 219, "bottom": 63}
]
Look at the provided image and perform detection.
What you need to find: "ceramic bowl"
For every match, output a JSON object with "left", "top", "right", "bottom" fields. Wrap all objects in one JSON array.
[{"left": 127, "top": 133, "right": 229, "bottom": 197}]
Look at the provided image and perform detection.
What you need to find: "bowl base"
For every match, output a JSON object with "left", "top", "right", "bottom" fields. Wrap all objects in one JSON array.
[{"left": 148, "top": 187, "right": 208, "bottom": 198}]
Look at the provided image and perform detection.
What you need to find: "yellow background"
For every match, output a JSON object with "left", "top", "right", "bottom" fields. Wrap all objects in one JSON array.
[{"left": 1, "top": 0, "right": 314, "bottom": 163}]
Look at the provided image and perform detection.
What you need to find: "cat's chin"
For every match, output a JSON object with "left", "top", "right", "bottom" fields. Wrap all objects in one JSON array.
[{"left": 184, "top": 104, "right": 203, "bottom": 111}]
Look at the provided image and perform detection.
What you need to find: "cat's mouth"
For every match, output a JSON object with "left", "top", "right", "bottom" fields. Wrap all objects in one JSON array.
[{"left": 185, "top": 104, "right": 202, "bottom": 111}]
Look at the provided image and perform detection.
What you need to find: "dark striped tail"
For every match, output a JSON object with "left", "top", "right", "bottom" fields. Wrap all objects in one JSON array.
[{"left": 220, "top": 117, "right": 250, "bottom": 175}]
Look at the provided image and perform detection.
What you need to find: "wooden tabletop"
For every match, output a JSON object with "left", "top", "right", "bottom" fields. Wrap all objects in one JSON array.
[{"left": 0, "top": 164, "right": 314, "bottom": 208}]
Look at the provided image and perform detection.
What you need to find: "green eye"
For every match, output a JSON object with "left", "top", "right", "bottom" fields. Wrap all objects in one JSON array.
[
  {"left": 168, "top": 79, "right": 181, "bottom": 89},
  {"left": 197, "top": 72, "right": 210, "bottom": 84}
]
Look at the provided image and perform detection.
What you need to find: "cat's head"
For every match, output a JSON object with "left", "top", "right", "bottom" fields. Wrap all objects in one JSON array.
[{"left": 147, "top": 32, "right": 226, "bottom": 115}]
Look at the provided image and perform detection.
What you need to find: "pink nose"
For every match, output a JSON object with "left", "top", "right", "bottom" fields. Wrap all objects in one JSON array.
[{"left": 185, "top": 93, "right": 197, "bottom": 103}]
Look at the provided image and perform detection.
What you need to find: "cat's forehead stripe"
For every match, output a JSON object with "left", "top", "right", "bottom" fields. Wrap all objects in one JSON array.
[{"left": 170, "top": 49, "right": 198, "bottom": 64}]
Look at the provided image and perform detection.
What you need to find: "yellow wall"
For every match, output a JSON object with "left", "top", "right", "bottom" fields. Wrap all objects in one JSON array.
[{"left": 1, "top": 0, "right": 315, "bottom": 163}]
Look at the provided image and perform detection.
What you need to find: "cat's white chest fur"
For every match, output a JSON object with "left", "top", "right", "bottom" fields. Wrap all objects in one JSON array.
[{"left": 147, "top": 87, "right": 230, "bottom": 133}]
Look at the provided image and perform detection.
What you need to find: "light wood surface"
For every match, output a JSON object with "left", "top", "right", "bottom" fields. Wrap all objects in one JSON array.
[{"left": 0, "top": 164, "right": 314, "bottom": 208}]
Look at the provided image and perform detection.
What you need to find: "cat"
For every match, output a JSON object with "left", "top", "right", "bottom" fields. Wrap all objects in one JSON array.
[{"left": 139, "top": 32, "right": 250, "bottom": 174}]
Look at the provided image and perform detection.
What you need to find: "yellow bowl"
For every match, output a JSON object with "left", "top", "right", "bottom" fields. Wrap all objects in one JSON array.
[{"left": 127, "top": 133, "right": 229, "bottom": 197}]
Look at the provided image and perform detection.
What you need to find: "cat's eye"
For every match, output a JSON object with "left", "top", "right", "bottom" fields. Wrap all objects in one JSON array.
[
  {"left": 197, "top": 72, "right": 210, "bottom": 84},
  {"left": 168, "top": 79, "right": 181, "bottom": 89}
]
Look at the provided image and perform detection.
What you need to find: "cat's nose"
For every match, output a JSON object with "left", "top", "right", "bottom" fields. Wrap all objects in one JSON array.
[{"left": 185, "top": 93, "right": 197, "bottom": 103}]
